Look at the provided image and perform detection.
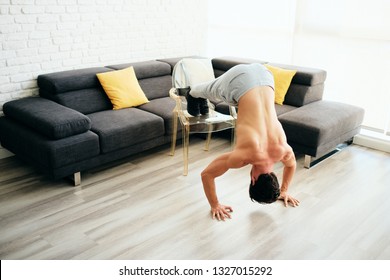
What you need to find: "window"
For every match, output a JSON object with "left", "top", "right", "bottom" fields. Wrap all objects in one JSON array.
[{"left": 208, "top": 0, "right": 390, "bottom": 136}]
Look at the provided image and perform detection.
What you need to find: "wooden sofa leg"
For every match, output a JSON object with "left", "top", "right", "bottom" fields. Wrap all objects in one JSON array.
[{"left": 72, "top": 172, "right": 81, "bottom": 186}]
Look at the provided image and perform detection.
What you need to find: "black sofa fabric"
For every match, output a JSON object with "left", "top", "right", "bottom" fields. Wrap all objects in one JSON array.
[
  {"left": 1, "top": 60, "right": 177, "bottom": 180},
  {"left": 3, "top": 97, "right": 91, "bottom": 140},
  {"left": 38, "top": 67, "right": 113, "bottom": 115}
]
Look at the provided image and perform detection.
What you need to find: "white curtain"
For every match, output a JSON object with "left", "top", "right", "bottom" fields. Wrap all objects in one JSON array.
[{"left": 208, "top": 0, "right": 390, "bottom": 135}]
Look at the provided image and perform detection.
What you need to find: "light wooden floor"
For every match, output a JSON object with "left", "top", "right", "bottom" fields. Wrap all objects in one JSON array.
[{"left": 0, "top": 136, "right": 390, "bottom": 260}]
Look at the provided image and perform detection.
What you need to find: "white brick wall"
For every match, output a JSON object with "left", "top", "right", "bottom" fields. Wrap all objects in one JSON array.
[
  {"left": 0, "top": 0, "right": 208, "bottom": 111},
  {"left": 0, "top": 0, "right": 208, "bottom": 158}
]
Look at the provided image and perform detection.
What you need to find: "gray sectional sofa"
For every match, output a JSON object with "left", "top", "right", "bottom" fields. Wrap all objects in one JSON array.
[{"left": 0, "top": 56, "right": 365, "bottom": 185}]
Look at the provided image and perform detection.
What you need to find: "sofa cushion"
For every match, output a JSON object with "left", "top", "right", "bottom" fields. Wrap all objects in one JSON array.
[
  {"left": 38, "top": 67, "right": 112, "bottom": 94},
  {"left": 42, "top": 87, "right": 112, "bottom": 115},
  {"left": 275, "top": 104, "right": 298, "bottom": 116},
  {"left": 106, "top": 60, "right": 171, "bottom": 79},
  {"left": 106, "top": 61, "right": 173, "bottom": 101},
  {"left": 138, "top": 75, "right": 172, "bottom": 100},
  {"left": 38, "top": 67, "right": 113, "bottom": 114},
  {"left": 3, "top": 97, "right": 91, "bottom": 140},
  {"left": 97, "top": 67, "right": 149, "bottom": 109},
  {"left": 279, "top": 101, "right": 365, "bottom": 151},
  {"left": 283, "top": 83, "right": 325, "bottom": 107},
  {"left": 138, "top": 97, "right": 179, "bottom": 136},
  {"left": 87, "top": 108, "right": 165, "bottom": 154}
]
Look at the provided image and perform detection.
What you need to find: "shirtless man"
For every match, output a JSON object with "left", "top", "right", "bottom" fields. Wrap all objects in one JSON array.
[{"left": 186, "top": 63, "right": 300, "bottom": 221}]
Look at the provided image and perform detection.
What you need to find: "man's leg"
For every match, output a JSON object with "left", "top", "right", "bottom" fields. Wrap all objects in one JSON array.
[
  {"left": 178, "top": 87, "right": 208, "bottom": 116},
  {"left": 199, "top": 98, "right": 209, "bottom": 115}
]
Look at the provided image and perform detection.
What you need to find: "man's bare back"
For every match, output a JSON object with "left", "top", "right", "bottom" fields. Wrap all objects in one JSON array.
[
  {"left": 185, "top": 62, "right": 299, "bottom": 220},
  {"left": 235, "top": 86, "right": 294, "bottom": 175},
  {"left": 201, "top": 86, "right": 299, "bottom": 220}
]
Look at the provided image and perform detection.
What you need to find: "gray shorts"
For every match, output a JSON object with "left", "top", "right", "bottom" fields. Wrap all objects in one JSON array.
[{"left": 190, "top": 63, "right": 274, "bottom": 106}]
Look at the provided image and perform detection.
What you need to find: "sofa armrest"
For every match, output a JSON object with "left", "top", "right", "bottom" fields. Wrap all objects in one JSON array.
[{"left": 3, "top": 97, "right": 91, "bottom": 140}]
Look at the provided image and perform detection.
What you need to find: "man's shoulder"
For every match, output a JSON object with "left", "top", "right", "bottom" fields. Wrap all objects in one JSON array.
[
  {"left": 267, "top": 142, "right": 292, "bottom": 160},
  {"left": 280, "top": 145, "right": 296, "bottom": 166}
]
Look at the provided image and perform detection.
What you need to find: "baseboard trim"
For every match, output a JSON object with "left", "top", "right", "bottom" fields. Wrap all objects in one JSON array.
[{"left": 353, "top": 133, "right": 390, "bottom": 153}]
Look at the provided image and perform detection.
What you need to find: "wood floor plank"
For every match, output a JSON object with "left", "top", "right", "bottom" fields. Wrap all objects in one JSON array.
[{"left": 0, "top": 136, "right": 389, "bottom": 259}]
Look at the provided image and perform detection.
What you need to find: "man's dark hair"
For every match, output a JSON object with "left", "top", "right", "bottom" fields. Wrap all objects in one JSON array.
[{"left": 249, "top": 172, "right": 280, "bottom": 204}]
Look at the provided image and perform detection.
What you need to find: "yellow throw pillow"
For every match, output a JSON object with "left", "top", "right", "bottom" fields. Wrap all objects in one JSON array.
[
  {"left": 265, "top": 64, "right": 297, "bottom": 105},
  {"left": 97, "top": 67, "right": 149, "bottom": 110}
]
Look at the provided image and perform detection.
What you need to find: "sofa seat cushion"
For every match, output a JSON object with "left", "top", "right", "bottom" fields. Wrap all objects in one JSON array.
[
  {"left": 278, "top": 100, "right": 365, "bottom": 154},
  {"left": 88, "top": 108, "right": 164, "bottom": 154},
  {"left": 138, "top": 97, "right": 178, "bottom": 136},
  {"left": 275, "top": 104, "right": 298, "bottom": 116},
  {"left": 3, "top": 97, "right": 91, "bottom": 140}
]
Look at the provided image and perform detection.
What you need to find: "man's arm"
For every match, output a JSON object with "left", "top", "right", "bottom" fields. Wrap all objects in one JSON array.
[
  {"left": 279, "top": 149, "right": 299, "bottom": 207},
  {"left": 201, "top": 150, "right": 247, "bottom": 220}
]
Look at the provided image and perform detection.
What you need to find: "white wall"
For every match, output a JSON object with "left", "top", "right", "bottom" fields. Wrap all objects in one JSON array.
[
  {"left": 0, "top": 0, "right": 208, "bottom": 111},
  {"left": 207, "top": 0, "right": 296, "bottom": 63}
]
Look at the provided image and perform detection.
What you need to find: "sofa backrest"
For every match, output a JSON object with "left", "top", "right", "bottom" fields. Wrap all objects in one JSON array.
[
  {"left": 38, "top": 67, "right": 113, "bottom": 115},
  {"left": 36, "top": 56, "right": 327, "bottom": 115},
  {"left": 212, "top": 57, "right": 327, "bottom": 107},
  {"left": 37, "top": 60, "right": 173, "bottom": 114},
  {"left": 106, "top": 60, "right": 172, "bottom": 101}
]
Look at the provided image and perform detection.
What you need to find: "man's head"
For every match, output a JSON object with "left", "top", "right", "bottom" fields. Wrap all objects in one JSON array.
[{"left": 249, "top": 172, "right": 280, "bottom": 204}]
